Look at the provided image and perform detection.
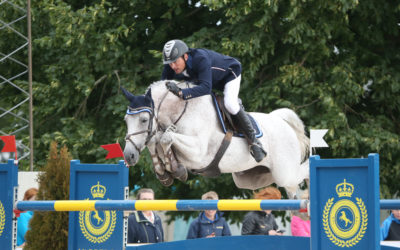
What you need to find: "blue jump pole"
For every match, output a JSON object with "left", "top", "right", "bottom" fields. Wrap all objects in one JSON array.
[{"left": 380, "top": 199, "right": 400, "bottom": 210}]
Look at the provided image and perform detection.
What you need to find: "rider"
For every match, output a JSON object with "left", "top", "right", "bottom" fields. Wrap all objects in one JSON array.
[{"left": 161, "top": 39, "right": 266, "bottom": 162}]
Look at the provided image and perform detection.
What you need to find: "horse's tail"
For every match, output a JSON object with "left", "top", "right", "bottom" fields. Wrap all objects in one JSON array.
[{"left": 270, "top": 108, "right": 310, "bottom": 163}]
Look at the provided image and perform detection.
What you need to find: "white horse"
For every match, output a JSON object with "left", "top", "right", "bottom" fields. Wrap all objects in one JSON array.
[{"left": 122, "top": 80, "right": 310, "bottom": 197}]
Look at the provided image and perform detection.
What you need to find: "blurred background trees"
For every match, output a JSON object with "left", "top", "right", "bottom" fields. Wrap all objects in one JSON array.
[{"left": 1, "top": 0, "right": 399, "bottom": 222}]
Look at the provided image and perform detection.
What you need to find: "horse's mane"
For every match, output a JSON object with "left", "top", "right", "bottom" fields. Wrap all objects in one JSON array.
[{"left": 147, "top": 80, "right": 195, "bottom": 95}]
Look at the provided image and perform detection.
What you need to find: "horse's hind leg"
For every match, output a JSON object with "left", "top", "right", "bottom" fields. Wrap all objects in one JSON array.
[{"left": 273, "top": 159, "right": 309, "bottom": 199}]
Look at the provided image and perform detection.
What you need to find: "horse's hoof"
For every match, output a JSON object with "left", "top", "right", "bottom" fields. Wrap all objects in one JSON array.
[
  {"left": 172, "top": 164, "right": 188, "bottom": 182},
  {"left": 156, "top": 172, "right": 174, "bottom": 187}
]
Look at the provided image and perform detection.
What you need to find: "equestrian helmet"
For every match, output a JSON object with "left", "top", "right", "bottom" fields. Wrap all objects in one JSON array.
[{"left": 162, "top": 39, "right": 189, "bottom": 64}]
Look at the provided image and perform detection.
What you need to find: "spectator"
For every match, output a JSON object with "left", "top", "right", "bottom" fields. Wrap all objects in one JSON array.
[
  {"left": 381, "top": 209, "right": 400, "bottom": 241},
  {"left": 291, "top": 211, "right": 310, "bottom": 237},
  {"left": 17, "top": 187, "right": 38, "bottom": 248},
  {"left": 291, "top": 192, "right": 310, "bottom": 237},
  {"left": 127, "top": 188, "right": 164, "bottom": 243},
  {"left": 187, "top": 191, "right": 231, "bottom": 239},
  {"left": 241, "top": 187, "right": 283, "bottom": 236}
]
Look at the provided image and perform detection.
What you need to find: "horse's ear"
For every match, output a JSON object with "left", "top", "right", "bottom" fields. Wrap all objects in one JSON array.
[
  {"left": 120, "top": 86, "right": 135, "bottom": 102},
  {"left": 145, "top": 88, "right": 152, "bottom": 101}
]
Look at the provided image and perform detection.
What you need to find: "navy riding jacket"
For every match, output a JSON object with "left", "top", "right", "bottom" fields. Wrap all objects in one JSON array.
[
  {"left": 241, "top": 211, "right": 279, "bottom": 235},
  {"left": 127, "top": 211, "right": 164, "bottom": 244},
  {"left": 186, "top": 211, "right": 231, "bottom": 239},
  {"left": 162, "top": 48, "right": 241, "bottom": 100}
]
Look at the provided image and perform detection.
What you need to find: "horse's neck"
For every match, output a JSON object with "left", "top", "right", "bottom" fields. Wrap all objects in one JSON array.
[{"left": 152, "top": 85, "right": 218, "bottom": 130}]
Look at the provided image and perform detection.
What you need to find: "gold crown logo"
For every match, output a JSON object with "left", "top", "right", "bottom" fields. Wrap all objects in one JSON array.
[
  {"left": 91, "top": 181, "right": 106, "bottom": 198},
  {"left": 335, "top": 179, "right": 354, "bottom": 197}
]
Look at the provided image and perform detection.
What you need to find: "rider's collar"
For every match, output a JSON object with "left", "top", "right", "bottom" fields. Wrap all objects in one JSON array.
[
  {"left": 186, "top": 53, "right": 193, "bottom": 70},
  {"left": 126, "top": 106, "right": 153, "bottom": 115}
]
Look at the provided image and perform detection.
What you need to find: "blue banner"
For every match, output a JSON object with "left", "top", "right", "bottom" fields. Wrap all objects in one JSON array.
[
  {"left": 0, "top": 160, "right": 18, "bottom": 250},
  {"left": 68, "top": 160, "right": 129, "bottom": 250},
  {"left": 310, "top": 154, "right": 380, "bottom": 250}
]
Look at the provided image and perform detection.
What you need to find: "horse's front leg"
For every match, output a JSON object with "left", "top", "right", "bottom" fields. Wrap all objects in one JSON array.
[
  {"left": 154, "top": 126, "right": 187, "bottom": 182},
  {"left": 159, "top": 127, "right": 209, "bottom": 168},
  {"left": 147, "top": 139, "right": 174, "bottom": 186}
]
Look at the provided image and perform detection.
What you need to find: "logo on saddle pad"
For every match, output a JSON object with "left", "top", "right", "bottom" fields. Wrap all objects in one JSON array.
[
  {"left": 323, "top": 179, "right": 368, "bottom": 247},
  {"left": 79, "top": 182, "right": 116, "bottom": 243}
]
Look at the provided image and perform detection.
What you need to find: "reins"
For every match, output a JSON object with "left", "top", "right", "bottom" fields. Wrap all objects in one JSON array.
[{"left": 155, "top": 82, "right": 189, "bottom": 130}]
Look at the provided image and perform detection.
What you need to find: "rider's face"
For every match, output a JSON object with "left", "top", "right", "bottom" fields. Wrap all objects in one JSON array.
[{"left": 169, "top": 54, "right": 188, "bottom": 74}]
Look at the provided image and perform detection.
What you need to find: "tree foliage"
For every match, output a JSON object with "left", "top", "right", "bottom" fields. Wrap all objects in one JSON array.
[
  {"left": 1, "top": 0, "right": 399, "bottom": 224},
  {"left": 24, "top": 141, "right": 71, "bottom": 249}
]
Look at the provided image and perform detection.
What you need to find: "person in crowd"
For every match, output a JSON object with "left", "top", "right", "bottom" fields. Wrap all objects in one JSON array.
[
  {"left": 186, "top": 191, "right": 231, "bottom": 239},
  {"left": 291, "top": 192, "right": 310, "bottom": 237},
  {"left": 127, "top": 188, "right": 164, "bottom": 243},
  {"left": 241, "top": 187, "right": 284, "bottom": 236},
  {"left": 17, "top": 187, "right": 38, "bottom": 248},
  {"left": 381, "top": 209, "right": 400, "bottom": 241},
  {"left": 291, "top": 211, "right": 310, "bottom": 237},
  {"left": 161, "top": 39, "right": 266, "bottom": 163}
]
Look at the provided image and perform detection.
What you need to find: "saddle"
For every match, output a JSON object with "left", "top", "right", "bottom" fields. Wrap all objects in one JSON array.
[{"left": 211, "top": 93, "right": 263, "bottom": 138}]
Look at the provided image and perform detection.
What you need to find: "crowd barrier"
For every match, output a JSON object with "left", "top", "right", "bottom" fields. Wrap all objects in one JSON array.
[{"left": 1, "top": 154, "right": 400, "bottom": 250}]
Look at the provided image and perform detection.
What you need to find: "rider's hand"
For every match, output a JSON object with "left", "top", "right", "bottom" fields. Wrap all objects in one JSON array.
[{"left": 166, "top": 81, "right": 182, "bottom": 98}]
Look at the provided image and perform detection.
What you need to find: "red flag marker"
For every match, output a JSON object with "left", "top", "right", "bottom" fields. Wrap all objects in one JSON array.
[
  {"left": 0, "top": 135, "right": 16, "bottom": 152},
  {"left": 0, "top": 135, "right": 17, "bottom": 162},
  {"left": 101, "top": 143, "right": 124, "bottom": 159}
]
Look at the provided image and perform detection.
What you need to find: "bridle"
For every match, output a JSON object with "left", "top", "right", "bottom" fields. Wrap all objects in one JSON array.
[
  {"left": 124, "top": 105, "right": 155, "bottom": 152},
  {"left": 124, "top": 87, "right": 188, "bottom": 152}
]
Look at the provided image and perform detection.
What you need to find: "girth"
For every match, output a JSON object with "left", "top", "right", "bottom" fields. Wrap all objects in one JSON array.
[{"left": 190, "top": 130, "right": 233, "bottom": 177}]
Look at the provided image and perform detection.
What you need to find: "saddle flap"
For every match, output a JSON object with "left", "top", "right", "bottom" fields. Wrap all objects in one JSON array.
[{"left": 211, "top": 93, "right": 263, "bottom": 138}]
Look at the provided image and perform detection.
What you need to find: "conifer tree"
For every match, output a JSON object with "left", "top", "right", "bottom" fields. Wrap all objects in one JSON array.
[{"left": 24, "top": 142, "right": 71, "bottom": 250}]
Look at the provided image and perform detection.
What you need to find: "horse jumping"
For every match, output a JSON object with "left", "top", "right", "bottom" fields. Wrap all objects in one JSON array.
[{"left": 122, "top": 80, "right": 309, "bottom": 197}]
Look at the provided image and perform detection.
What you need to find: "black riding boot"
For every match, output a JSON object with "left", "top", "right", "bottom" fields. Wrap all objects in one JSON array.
[{"left": 233, "top": 108, "right": 267, "bottom": 162}]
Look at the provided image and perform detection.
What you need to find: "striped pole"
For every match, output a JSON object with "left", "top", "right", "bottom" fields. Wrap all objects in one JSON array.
[
  {"left": 15, "top": 199, "right": 400, "bottom": 212},
  {"left": 16, "top": 199, "right": 308, "bottom": 211}
]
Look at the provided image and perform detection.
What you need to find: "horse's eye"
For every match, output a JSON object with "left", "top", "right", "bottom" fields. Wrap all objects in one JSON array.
[{"left": 141, "top": 118, "right": 148, "bottom": 124}]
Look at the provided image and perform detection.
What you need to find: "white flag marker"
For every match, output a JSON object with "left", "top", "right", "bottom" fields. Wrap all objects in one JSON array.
[{"left": 310, "top": 129, "right": 329, "bottom": 156}]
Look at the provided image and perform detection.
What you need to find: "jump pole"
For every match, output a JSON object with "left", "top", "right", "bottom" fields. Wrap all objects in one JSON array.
[{"left": 15, "top": 199, "right": 309, "bottom": 211}]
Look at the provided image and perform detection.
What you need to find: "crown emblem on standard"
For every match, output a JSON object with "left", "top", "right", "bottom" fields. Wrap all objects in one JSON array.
[
  {"left": 335, "top": 179, "right": 354, "bottom": 197},
  {"left": 91, "top": 181, "right": 106, "bottom": 198}
]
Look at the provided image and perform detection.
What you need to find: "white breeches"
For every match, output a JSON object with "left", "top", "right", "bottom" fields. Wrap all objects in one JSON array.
[{"left": 223, "top": 75, "right": 241, "bottom": 115}]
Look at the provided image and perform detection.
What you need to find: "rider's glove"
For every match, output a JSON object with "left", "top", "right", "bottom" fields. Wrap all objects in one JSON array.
[{"left": 166, "top": 81, "right": 183, "bottom": 98}]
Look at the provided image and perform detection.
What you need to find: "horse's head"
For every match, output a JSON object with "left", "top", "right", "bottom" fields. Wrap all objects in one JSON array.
[{"left": 121, "top": 87, "right": 154, "bottom": 166}]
